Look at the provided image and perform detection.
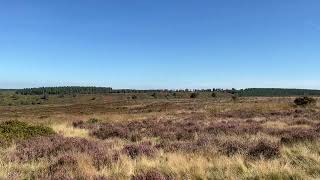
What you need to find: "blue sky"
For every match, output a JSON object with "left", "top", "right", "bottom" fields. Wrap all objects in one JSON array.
[{"left": 1, "top": 0, "right": 320, "bottom": 89}]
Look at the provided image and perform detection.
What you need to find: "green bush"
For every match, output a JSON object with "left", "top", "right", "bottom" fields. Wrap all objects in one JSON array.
[
  {"left": 87, "top": 118, "right": 100, "bottom": 124},
  {"left": 0, "top": 120, "right": 55, "bottom": 146}
]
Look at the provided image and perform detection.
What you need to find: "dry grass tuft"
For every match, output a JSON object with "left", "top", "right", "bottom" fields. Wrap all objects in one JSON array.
[{"left": 51, "top": 123, "right": 89, "bottom": 138}]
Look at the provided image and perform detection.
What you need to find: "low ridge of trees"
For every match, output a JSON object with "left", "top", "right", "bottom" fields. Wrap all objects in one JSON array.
[
  {"left": 13, "top": 87, "right": 320, "bottom": 97},
  {"left": 238, "top": 88, "right": 320, "bottom": 97},
  {"left": 16, "top": 86, "right": 113, "bottom": 95}
]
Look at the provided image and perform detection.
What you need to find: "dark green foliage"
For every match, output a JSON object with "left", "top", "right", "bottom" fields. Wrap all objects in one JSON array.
[
  {"left": 132, "top": 95, "right": 138, "bottom": 100},
  {"left": 16, "top": 86, "right": 113, "bottom": 95},
  {"left": 13, "top": 87, "right": 320, "bottom": 97},
  {"left": 0, "top": 120, "right": 55, "bottom": 145},
  {"left": 190, "top": 93, "right": 198, "bottom": 98},
  {"left": 294, "top": 97, "right": 316, "bottom": 106},
  {"left": 238, "top": 88, "right": 320, "bottom": 97},
  {"left": 151, "top": 93, "right": 157, "bottom": 98},
  {"left": 88, "top": 118, "right": 100, "bottom": 124}
]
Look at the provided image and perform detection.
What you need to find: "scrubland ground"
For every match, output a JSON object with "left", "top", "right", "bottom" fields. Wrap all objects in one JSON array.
[{"left": 1, "top": 94, "right": 320, "bottom": 179}]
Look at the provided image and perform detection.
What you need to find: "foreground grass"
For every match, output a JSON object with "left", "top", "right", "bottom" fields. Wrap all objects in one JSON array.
[{"left": 0, "top": 145, "right": 307, "bottom": 179}]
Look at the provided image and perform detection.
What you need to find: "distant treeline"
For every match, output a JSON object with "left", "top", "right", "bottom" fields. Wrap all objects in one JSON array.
[
  {"left": 15, "top": 86, "right": 113, "bottom": 95},
  {"left": 111, "top": 88, "right": 228, "bottom": 93},
  {"left": 0, "top": 89, "right": 16, "bottom": 92},
  {"left": 238, "top": 88, "right": 320, "bottom": 97},
  {"left": 13, "top": 87, "right": 320, "bottom": 97},
  {"left": 15, "top": 87, "right": 231, "bottom": 95}
]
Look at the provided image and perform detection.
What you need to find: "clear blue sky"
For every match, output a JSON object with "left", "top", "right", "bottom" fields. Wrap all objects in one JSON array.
[{"left": 1, "top": 0, "right": 319, "bottom": 89}]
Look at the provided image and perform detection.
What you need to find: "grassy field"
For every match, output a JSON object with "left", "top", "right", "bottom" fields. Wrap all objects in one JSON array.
[{"left": 0, "top": 93, "right": 320, "bottom": 179}]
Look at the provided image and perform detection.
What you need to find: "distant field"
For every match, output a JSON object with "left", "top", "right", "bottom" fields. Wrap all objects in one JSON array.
[{"left": 1, "top": 93, "right": 320, "bottom": 179}]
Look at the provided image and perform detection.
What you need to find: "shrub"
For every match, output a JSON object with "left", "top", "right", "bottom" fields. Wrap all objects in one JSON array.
[
  {"left": 231, "top": 94, "right": 239, "bottom": 102},
  {"left": 315, "top": 123, "right": 320, "bottom": 133},
  {"left": 73, "top": 119, "right": 101, "bottom": 130},
  {"left": 72, "top": 120, "right": 85, "bottom": 128},
  {"left": 0, "top": 120, "right": 55, "bottom": 146},
  {"left": 10, "top": 135, "right": 118, "bottom": 170},
  {"left": 280, "top": 129, "right": 318, "bottom": 144},
  {"left": 190, "top": 93, "right": 198, "bottom": 99},
  {"left": 91, "top": 123, "right": 130, "bottom": 140},
  {"left": 294, "top": 97, "right": 316, "bottom": 106},
  {"left": 220, "top": 141, "right": 247, "bottom": 156},
  {"left": 88, "top": 118, "right": 100, "bottom": 124},
  {"left": 206, "top": 121, "right": 262, "bottom": 135},
  {"left": 94, "top": 176, "right": 116, "bottom": 180},
  {"left": 155, "top": 140, "right": 199, "bottom": 153},
  {"left": 123, "top": 141, "right": 156, "bottom": 159},
  {"left": 41, "top": 154, "right": 114, "bottom": 180},
  {"left": 151, "top": 93, "right": 157, "bottom": 98},
  {"left": 133, "top": 169, "right": 172, "bottom": 180},
  {"left": 248, "top": 141, "right": 280, "bottom": 159},
  {"left": 41, "top": 93, "right": 49, "bottom": 100},
  {"left": 44, "top": 155, "right": 81, "bottom": 180},
  {"left": 175, "top": 131, "right": 195, "bottom": 141},
  {"left": 130, "top": 132, "right": 143, "bottom": 142}
]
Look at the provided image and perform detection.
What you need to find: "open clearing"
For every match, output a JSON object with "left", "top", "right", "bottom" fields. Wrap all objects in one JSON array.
[{"left": 1, "top": 94, "right": 320, "bottom": 179}]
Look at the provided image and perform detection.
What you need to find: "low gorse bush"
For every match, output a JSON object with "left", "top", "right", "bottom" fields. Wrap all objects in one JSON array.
[{"left": 0, "top": 120, "right": 55, "bottom": 146}]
